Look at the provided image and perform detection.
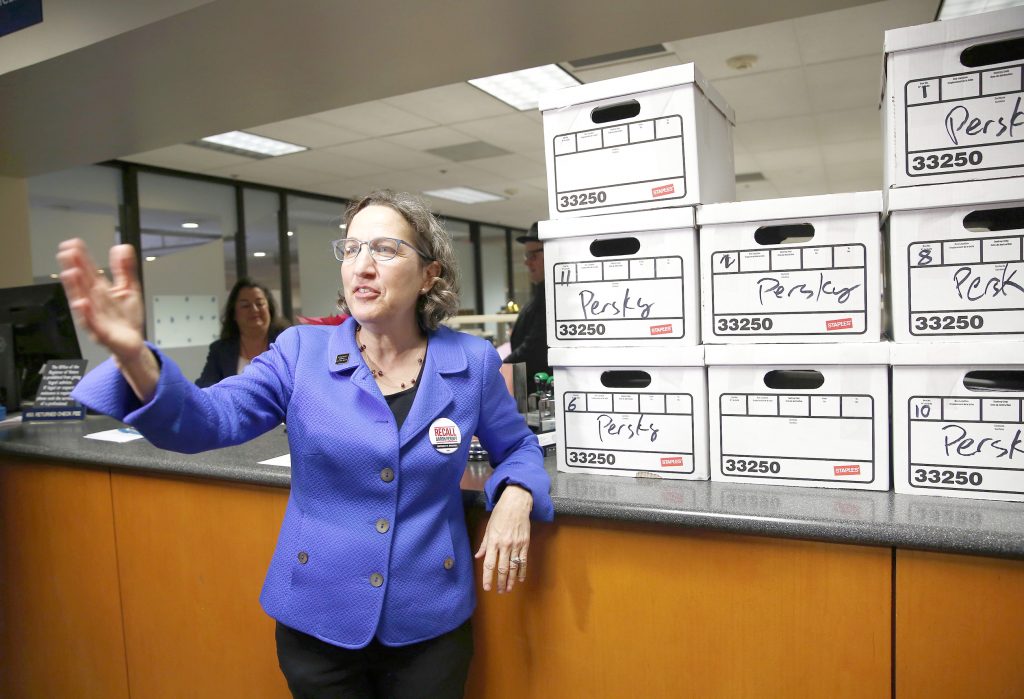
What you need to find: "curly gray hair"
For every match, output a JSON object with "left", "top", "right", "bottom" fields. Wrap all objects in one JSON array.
[{"left": 336, "top": 190, "right": 461, "bottom": 331}]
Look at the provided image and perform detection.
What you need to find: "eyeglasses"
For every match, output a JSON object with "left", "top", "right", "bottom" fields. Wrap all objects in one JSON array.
[{"left": 332, "top": 237, "right": 433, "bottom": 263}]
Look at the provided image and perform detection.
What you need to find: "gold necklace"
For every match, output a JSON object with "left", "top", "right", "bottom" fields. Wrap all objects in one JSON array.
[{"left": 357, "top": 329, "right": 425, "bottom": 390}]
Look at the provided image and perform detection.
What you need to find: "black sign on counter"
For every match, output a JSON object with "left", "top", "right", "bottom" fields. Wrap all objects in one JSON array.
[
  {"left": 0, "top": 0, "right": 43, "bottom": 39},
  {"left": 22, "top": 359, "right": 87, "bottom": 422}
]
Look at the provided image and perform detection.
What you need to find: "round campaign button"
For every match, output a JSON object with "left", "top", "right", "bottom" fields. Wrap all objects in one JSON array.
[{"left": 428, "top": 417, "right": 462, "bottom": 454}]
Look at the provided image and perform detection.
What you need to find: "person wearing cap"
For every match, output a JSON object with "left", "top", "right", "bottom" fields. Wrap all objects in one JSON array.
[{"left": 504, "top": 223, "right": 551, "bottom": 394}]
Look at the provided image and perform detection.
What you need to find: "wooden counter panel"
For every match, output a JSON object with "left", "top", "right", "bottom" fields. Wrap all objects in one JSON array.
[
  {"left": 110, "top": 471, "right": 290, "bottom": 699},
  {"left": 466, "top": 513, "right": 890, "bottom": 699},
  {"left": 896, "top": 549, "right": 1024, "bottom": 697},
  {"left": 0, "top": 459, "right": 129, "bottom": 699}
]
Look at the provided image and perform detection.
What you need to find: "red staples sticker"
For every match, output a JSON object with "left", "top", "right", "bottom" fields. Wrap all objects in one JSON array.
[
  {"left": 660, "top": 456, "right": 684, "bottom": 468},
  {"left": 650, "top": 323, "right": 673, "bottom": 336},
  {"left": 651, "top": 183, "right": 675, "bottom": 198},
  {"left": 834, "top": 465, "right": 861, "bottom": 476},
  {"left": 826, "top": 317, "right": 853, "bottom": 331}
]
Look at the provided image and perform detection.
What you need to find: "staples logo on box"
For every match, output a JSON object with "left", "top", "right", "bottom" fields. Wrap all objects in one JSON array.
[
  {"left": 826, "top": 317, "right": 853, "bottom": 332},
  {"left": 650, "top": 323, "right": 674, "bottom": 336},
  {"left": 660, "top": 456, "right": 684, "bottom": 468},
  {"left": 834, "top": 465, "right": 861, "bottom": 477},
  {"left": 651, "top": 183, "right": 675, "bottom": 198}
]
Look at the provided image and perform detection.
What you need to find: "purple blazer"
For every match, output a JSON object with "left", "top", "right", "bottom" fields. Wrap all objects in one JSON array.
[{"left": 73, "top": 319, "right": 553, "bottom": 648}]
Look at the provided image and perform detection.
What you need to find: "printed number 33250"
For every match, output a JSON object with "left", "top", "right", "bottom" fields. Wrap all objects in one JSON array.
[
  {"left": 910, "top": 151, "right": 982, "bottom": 171},
  {"left": 559, "top": 191, "right": 607, "bottom": 208}
]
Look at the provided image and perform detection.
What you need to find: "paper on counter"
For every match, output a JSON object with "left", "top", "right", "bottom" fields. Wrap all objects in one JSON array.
[
  {"left": 85, "top": 427, "right": 144, "bottom": 443},
  {"left": 259, "top": 454, "right": 291, "bottom": 467}
]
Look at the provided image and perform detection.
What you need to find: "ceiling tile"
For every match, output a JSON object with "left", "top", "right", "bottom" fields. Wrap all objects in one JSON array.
[
  {"left": 804, "top": 56, "right": 883, "bottom": 113},
  {"left": 382, "top": 82, "right": 515, "bottom": 123},
  {"left": 826, "top": 172, "right": 883, "bottom": 194},
  {"left": 666, "top": 19, "right": 803, "bottom": 80},
  {"left": 794, "top": 0, "right": 938, "bottom": 64},
  {"left": 825, "top": 156, "right": 883, "bottom": 187},
  {"left": 712, "top": 67, "right": 812, "bottom": 122},
  {"left": 322, "top": 139, "right": 448, "bottom": 171},
  {"left": 312, "top": 101, "right": 439, "bottom": 136},
  {"left": 466, "top": 154, "right": 545, "bottom": 180},
  {"left": 814, "top": 107, "right": 882, "bottom": 144},
  {"left": 269, "top": 149, "right": 389, "bottom": 178},
  {"left": 734, "top": 180, "right": 782, "bottom": 201},
  {"left": 247, "top": 116, "right": 366, "bottom": 149},
  {"left": 822, "top": 138, "right": 884, "bottom": 166},
  {"left": 450, "top": 113, "right": 545, "bottom": 155},
  {"left": 302, "top": 177, "right": 382, "bottom": 201},
  {"left": 572, "top": 54, "right": 681, "bottom": 84},
  {"left": 734, "top": 115, "right": 819, "bottom": 153},
  {"left": 756, "top": 145, "right": 825, "bottom": 174},
  {"left": 120, "top": 144, "right": 255, "bottom": 171},
  {"left": 204, "top": 158, "right": 340, "bottom": 188}
]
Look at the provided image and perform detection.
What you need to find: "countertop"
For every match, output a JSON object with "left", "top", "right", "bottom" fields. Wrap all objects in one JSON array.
[{"left": 2, "top": 415, "right": 1023, "bottom": 559}]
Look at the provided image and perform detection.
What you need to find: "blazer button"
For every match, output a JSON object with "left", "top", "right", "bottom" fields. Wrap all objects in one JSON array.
[
  {"left": 443, "top": 557, "right": 454, "bottom": 570},
  {"left": 375, "top": 518, "right": 390, "bottom": 533},
  {"left": 380, "top": 467, "right": 395, "bottom": 483},
  {"left": 297, "top": 551, "right": 309, "bottom": 565},
  {"left": 370, "top": 573, "right": 384, "bottom": 587}
]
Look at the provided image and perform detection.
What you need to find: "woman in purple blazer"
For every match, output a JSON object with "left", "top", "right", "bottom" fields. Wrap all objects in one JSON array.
[{"left": 59, "top": 190, "right": 553, "bottom": 699}]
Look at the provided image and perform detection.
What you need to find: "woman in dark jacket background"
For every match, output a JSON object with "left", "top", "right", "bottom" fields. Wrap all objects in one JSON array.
[{"left": 196, "top": 278, "right": 288, "bottom": 387}]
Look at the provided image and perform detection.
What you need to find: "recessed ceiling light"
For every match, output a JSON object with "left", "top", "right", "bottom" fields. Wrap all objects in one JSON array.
[
  {"left": 145, "top": 256, "right": 157, "bottom": 262},
  {"left": 253, "top": 251, "right": 267, "bottom": 258},
  {"left": 468, "top": 64, "right": 580, "bottom": 111},
  {"left": 338, "top": 223, "right": 347, "bottom": 230},
  {"left": 182, "top": 222, "right": 199, "bottom": 229},
  {"left": 726, "top": 54, "right": 758, "bottom": 71},
  {"left": 198, "top": 130, "right": 308, "bottom": 158},
  {"left": 287, "top": 230, "right": 294, "bottom": 237},
  {"left": 423, "top": 187, "right": 506, "bottom": 204},
  {"left": 49, "top": 273, "right": 58, "bottom": 279},
  {"left": 938, "top": 0, "right": 1024, "bottom": 20}
]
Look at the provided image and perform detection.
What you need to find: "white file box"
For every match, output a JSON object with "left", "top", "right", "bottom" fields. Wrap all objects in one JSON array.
[{"left": 549, "top": 346, "right": 708, "bottom": 480}]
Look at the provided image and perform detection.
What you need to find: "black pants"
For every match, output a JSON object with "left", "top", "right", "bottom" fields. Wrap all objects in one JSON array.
[{"left": 275, "top": 620, "right": 473, "bottom": 699}]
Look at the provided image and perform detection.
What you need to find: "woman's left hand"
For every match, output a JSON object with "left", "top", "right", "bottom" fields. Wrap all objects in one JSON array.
[{"left": 475, "top": 485, "right": 533, "bottom": 594}]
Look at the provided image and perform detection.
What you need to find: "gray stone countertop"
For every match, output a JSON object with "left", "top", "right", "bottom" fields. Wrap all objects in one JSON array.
[{"left": 2, "top": 415, "right": 1023, "bottom": 560}]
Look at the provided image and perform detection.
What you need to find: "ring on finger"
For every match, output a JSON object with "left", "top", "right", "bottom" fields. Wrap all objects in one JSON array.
[{"left": 510, "top": 556, "right": 526, "bottom": 567}]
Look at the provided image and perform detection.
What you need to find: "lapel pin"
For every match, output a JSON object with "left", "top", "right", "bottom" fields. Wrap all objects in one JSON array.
[{"left": 336, "top": 353, "right": 350, "bottom": 365}]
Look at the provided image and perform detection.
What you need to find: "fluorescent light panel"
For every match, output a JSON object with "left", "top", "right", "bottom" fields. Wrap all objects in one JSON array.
[
  {"left": 468, "top": 64, "right": 579, "bottom": 111},
  {"left": 423, "top": 187, "right": 505, "bottom": 204},
  {"left": 199, "top": 131, "right": 308, "bottom": 157},
  {"left": 938, "top": 0, "right": 1024, "bottom": 19}
]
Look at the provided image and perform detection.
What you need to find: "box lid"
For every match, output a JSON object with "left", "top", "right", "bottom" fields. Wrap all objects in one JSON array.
[
  {"left": 538, "top": 207, "right": 695, "bottom": 240},
  {"left": 549, "top": 346, "right": 705, "bottom": 368},
  {"left": 891, "top": 341, "right": 1023, "bottom": 366},
  {"left": 697, "top": 191, "right": 882, "bottom": 226},
  {"left": 884, "top": 6, "right": 1024, "bottom": 54},
  {"left": 887, "top": 178, "right": 1024, "bottom": 212},
  {"left": 705, "top": 342, "right": 891, "bottom": 366},
  {"left": 539, "top": 63, "right": 735, "bottom": 125}
]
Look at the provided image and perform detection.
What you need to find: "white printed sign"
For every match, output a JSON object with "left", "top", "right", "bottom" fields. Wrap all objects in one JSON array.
[
  {"left": 552, "top": 255, "right": 686, "bottom": 341},
  {"left": 906, "top": 396, "right": 1024, "bottom": 496},
  {"left": 552, "top": 116, "right": 687, "bottom": 214},
  {"left": 717, "top": 392, "right": 877, "bottom": 484},
  {"left": 906, "top": 234, "right": 1024, "bottom": 335},
  {"left": 561, "top": 390, "right": 696, "bottom": 474},
  {"left": 152, "top": 294, "right": 220, "bottom": 349},
  {"left": 903, "top": 65, "right": 1024, "bottom": 179},
  {"left": 709, "top": 244, "right": 868, "bottom": 337}
]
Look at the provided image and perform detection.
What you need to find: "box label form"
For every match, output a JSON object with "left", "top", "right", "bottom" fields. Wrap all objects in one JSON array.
[
  {"left": 907, "top": 233, "right": 1024, "bottom": 335},
  {"left": 717, "top": 392, "right": 876, "bottom": 484},
  {"left": 553, "top": 116, "right": 687, "bottom": 214},
  {"left": 553, "top": 255, "right": 685, "bottom": 341},
  {"left": 710, "top": 244, "right": 868, "bottom": 337},
  {"left": 906, "top": 396, "right": 1024, "bottom": 496},
  {"left": 904, "top": 64, "right": 1024, "bottom": 180},
  {"left": 561, "top": 390, "right": 695, "bottom": 474}
]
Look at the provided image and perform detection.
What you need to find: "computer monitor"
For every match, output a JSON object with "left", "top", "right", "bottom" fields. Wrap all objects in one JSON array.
[{"left": 0, "top": 282, "right": 82, "bottom": 412}]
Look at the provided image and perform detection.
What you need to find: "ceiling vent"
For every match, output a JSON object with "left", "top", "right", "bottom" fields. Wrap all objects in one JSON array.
[
  {"left": 569, "top": 44, "right": 670, "bottom": 69},
  {"left": 735, "top": 172, "right": 767, "bottom": 183},
  {"left": 426, "top": 141, "right": 511, "bottom": 162}
]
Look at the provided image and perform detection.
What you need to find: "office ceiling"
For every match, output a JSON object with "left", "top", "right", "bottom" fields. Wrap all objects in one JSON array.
[{"left": 1, "top": 0, "right": 938, "bottom": 229}]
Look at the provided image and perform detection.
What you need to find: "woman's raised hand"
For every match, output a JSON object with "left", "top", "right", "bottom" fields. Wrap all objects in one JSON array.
[{"left": 57, "top": 239, "right": 158, "bottom": 401}]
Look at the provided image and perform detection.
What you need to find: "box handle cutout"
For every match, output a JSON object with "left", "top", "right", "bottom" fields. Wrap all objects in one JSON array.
[
  {"left": 963, "top": 370, "right": 1024, "bottom": 393},
  {"left": 963, "top": 206, "right": 1024, "bottom": 232},
  {"left": 591, "top": 100, "right": 641, "bottom": 124},
  {"left": 763, "top": 369, "right": 824, "bottom": 390},
  {"left": 589, "top": 237, "right": 641, "bottom": 257},
  {"left": 600, "top": 370, "right": 651, "bottom": 388},
  {"left": 754, "top": 223, "right": 814, "bottom": 245},
  {"left": 960, "top": 37, "right": 1024, "bottom": 68}
]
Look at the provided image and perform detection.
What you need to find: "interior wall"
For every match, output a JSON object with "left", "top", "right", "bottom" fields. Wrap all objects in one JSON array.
[{"left": 0, "top": 177, "right": 32, "bottom": 288}]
